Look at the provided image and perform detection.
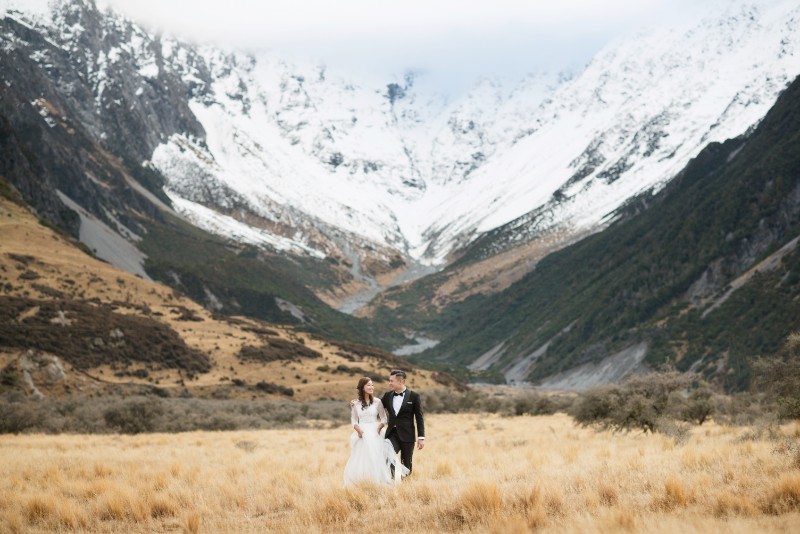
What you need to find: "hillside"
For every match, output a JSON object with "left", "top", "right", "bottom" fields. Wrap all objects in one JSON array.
[
  {"left": 0, "top": 182, "right": 453, "bottom": 401},
  {"left": 0, "top": 3, "right": 414, "bottom": 348},
  {"left": 392, "top": 74, "right": 800, "bottom": 391}
]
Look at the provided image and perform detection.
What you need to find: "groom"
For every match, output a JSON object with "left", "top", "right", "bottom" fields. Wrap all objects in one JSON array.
[{"left": 382, "top": 369, "right": 425, "bottom": 477}]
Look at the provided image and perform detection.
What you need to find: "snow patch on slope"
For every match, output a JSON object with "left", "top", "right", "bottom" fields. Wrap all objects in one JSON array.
[{"left": 167, "top": 193, "right": 326, "bottom": 259}]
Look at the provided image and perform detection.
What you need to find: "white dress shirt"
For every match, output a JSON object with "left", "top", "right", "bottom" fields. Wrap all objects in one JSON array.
[
  {"left": 391, "top": 388, "right": 424, "bottom": 439},
  {"left": 392, "top": 388, "right": 406, "bottom": 415}
]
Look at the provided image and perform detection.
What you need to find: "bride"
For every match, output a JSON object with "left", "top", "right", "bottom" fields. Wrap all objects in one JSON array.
[{"left": 343, "top": 377, "right": 407, "bottom": 487}]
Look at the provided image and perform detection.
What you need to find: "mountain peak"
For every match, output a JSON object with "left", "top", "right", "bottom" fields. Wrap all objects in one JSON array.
[{"left": 3, "top": 0, "right": 799, "bottom": 288}]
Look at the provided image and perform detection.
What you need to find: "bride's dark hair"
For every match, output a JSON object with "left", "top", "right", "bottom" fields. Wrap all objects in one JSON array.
[{"left": 356, "top": 377, "right": 373, "bottom": 410}]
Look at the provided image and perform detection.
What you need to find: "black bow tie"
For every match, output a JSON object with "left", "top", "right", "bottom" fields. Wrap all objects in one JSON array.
[{"left": 393, "top": 391, "right": 404, "bottom": 397}]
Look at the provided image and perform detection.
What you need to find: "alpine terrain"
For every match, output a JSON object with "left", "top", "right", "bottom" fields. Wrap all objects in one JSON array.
[{"left": 1, "top": 0, "right": 799, "bottom": 390}]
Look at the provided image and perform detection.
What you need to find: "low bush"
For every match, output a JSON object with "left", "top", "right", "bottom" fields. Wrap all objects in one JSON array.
[
  {"left": 711, "top": 392, "right": 773, "bottom": 425},
  {"left": 103, "top": 398, "right": 164, "bottom": 434},
  {"left": 569, "top": 385, "right": 623, "bottom": 424},
  {"left": 0, "top": 401, "right": 43, "bottom": 434},
  {"left": 0, "top": 296, "right": 211, "bottom": 373},
  {"left": 0, "top": 395, "right": 350, "bottom": 434},
  {"left": 570, "top": 371, "right": 714, "bottom": 433},
  {"left": 679, "top": 387, "right": 715, "bottom": 425},
  {"left": 255, "top": 381, "right": 294, "bottom": 396},
  {"left": 238, "top": 338, "right": 322, "bottom": 363},
  {"left": 331, "top": 365, "right": 385, "bottom": 382},
  {"left": 753, "top": 332, "right": 800, "bottom": 420},
  {"left": 421, "top": 388, "right": 572, "bottom": 416}
]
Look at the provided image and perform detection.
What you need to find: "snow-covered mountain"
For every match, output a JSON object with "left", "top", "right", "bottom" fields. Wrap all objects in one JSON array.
[
  {"left": 3, "top": 0, "right": 800, "bottom": 285},
  {"left": 425, "top": 0, "right": 800, "bottom": 260},
  {"left": 147, "top": 54, "right": 572, "bottom": 264},
  {"left": 149, "top": 0, "right": 800, "bottom": 267}
]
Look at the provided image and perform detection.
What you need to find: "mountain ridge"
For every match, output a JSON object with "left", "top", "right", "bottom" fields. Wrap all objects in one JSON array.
[
  {"left": 7, "top": 0, "right": 798, "bottom": 274},
  {"left": 398, "top": 73, "right": 800, "bottom": 391},
  {"left": 2, "top": 0, "right": 800, "bottom": 391}
]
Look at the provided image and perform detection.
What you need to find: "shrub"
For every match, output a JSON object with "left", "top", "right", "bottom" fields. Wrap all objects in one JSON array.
[
  {"left": 198, "top": 416, "right": 237, "bottom": 431},
  {"left": 570, "top": 371, "right": 712, "bottom": 433},
  {"left": 255, "top": 381, "right": 294, "bottom": 397},
  {"left": 238, "top": 339, "right": 321, "bottom": 363},
  {"left": 570, "top": 385, "right": 623, "bottom": 425},
  {"left": 0, "top": 395, "right": 351, "bottom": 433},
  {"left": 103, "top": 398, "right": 164, "bottom": 434},
  {"left": 0, "top": 367, "right": 20, "bottom": 387},
  {"left": 753, "top": 332, "right": 800, "bottom": 420},
  {"left": 510, "top": 394, "right": 563, "bottom": 416},
  {"left": 680, "top": 387, "right": 715, "bottom": 425},
  {"left": 331, "top": 364, "right": 384, "bottom": 381},
  {"left": 712, "top": 392, "right": 772, "bottom": 425},
  {"left": 0, "top": 401, "right": 42, "bottom": 434},
  {"left": 0, "top": 297, "right": 211, "bottom": 373},
  {"left": 420, "top": 388, "right": 571, "bottom": 416}
]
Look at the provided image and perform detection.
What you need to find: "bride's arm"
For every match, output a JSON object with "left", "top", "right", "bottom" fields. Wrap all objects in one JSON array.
[
  {"left": 351, "top": 404, "right": 363, "bottom": 437},
  {"left": 376, "top": 399, "right": 387, "bottom": 433}
]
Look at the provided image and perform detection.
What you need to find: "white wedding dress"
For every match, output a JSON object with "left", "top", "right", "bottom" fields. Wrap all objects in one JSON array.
[{"left": 343, "top": 398, "right": 408, "bottom": 487}]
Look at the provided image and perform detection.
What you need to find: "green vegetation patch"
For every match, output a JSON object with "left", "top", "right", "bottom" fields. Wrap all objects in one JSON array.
[
  {"left": 0, "top": 296, "right": 210, "bottom": 373},
  {"left": 237, "top": 338, "right": 322, "bottom": 363}
]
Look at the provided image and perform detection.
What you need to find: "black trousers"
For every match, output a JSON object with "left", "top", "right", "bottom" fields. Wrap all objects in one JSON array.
[{"left": 386, "top": 429, "right": 415, "bottom": 476}]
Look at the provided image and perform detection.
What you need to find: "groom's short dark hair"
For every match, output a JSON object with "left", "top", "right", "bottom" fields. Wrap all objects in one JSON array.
[{"left": 390, "top": 369, "right": 407, "bottom": 380}]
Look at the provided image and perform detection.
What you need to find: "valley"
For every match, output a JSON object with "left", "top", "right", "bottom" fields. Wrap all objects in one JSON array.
[{"left": 1, "top": 0, "right": 799, "bottom": 393}]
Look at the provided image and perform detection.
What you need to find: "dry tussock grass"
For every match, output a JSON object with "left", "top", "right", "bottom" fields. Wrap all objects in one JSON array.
[{"left": 1, "top": 413, "right": 799, "bottom": 533}]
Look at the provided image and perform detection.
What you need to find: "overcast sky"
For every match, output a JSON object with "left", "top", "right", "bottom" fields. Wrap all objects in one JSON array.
[{"left": 100, "top": 0, "right": 703, "bottom": 92}]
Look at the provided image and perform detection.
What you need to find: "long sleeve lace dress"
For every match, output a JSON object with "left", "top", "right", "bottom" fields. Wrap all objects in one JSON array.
[{"left": 343, "top": 398, "right": 405, "bottom": 486}]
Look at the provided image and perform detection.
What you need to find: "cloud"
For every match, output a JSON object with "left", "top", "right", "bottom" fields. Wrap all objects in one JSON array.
[
  {"left": 102, "top": 0, "right": 665, "bottom": 44},
  {"left": 98, "top": 0, "right": 699, "bottom": 88}
]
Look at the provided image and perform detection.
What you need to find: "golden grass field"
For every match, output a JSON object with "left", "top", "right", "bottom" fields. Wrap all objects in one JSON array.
[{"left": 2, "top": 413, "right": 800, "bottom": 533}]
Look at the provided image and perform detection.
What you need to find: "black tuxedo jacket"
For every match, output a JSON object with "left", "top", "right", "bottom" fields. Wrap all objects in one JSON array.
[{"left": 382, "top": 389, "right": 425, "bottom": 443}]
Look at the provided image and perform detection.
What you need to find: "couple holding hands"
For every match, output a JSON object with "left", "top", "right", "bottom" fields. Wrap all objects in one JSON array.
[{"left": 343, "top": 370, "right": 425, "bottom": 487}]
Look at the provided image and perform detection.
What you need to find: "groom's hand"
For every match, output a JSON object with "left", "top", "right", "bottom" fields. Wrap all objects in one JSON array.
[{"left": 417, "top": 438, "right": 425, "bottom": 450}]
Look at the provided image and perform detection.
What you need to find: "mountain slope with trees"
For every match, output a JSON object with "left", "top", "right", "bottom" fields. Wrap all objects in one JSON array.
[{"left": 397, "top": 74, "right": 800, "bottom": 391}]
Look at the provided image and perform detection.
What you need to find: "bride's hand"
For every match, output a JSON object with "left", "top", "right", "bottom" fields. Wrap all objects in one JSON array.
[{"left": 349, "top": 399, "right": 357, "bottom": 407}]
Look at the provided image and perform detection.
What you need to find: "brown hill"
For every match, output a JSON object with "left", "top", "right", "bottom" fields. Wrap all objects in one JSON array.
[{"left": 0, "top": 187, "right": 452, "bottom": 401}]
